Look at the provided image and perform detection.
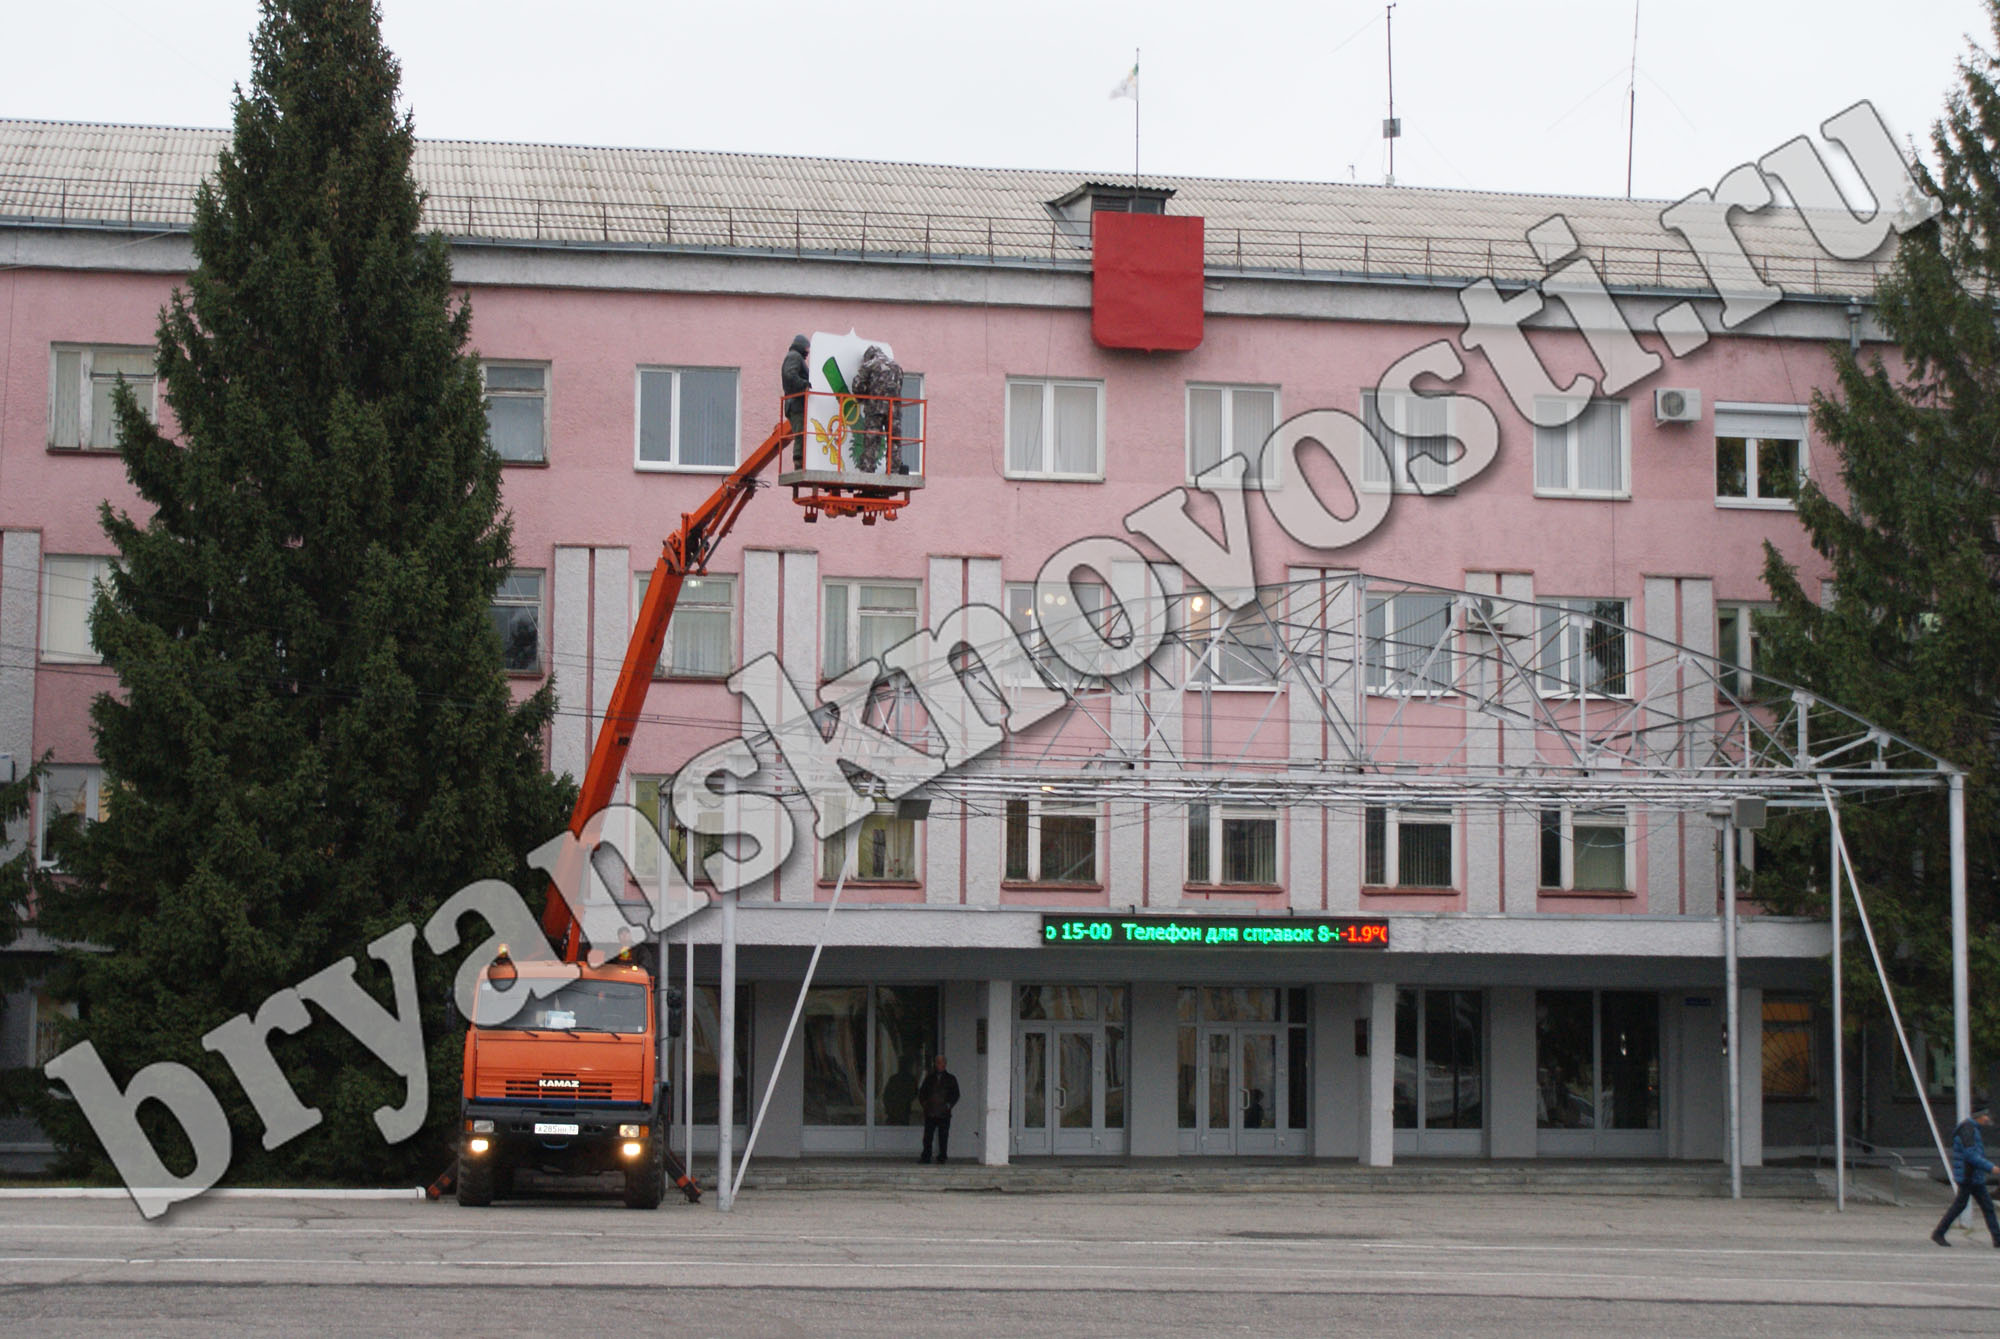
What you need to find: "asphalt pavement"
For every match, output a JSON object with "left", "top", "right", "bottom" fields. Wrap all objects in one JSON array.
[{"left": 0, "top": 1185, "right": 1994, "bottom": 1337}]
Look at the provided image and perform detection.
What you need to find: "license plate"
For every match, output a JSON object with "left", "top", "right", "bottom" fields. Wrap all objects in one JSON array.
[{"left": 533, "top": 1122, "right": 580, "bottom": 1136}]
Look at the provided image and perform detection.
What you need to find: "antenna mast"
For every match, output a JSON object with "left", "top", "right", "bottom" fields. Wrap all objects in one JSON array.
[
  {"left": 1625, "top": 2, "right": 1640, "bottom": 198},
  {"left": 1383, "top": 4, "right": 1401, "bottom": 185}
]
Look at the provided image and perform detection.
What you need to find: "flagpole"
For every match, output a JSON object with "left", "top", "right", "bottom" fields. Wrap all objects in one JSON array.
[{"left": 1133, "top": 48, "right": 1141, "bottom": 188}]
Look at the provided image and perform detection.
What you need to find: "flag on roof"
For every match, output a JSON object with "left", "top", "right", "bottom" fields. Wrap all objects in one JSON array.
[{"left": 1110, "top": 63, "right": 1138, "bottom": 101}]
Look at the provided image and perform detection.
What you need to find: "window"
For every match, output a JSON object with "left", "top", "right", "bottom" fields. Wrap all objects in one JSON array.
[
  {"left": 36, "top": 764, "right": 107, "bottom": 868},
  {"left": 1893, "top": 1032, "right": 1957, "bottom": 1100},
  {"left": 31, "top": 990, "right": 78, "bottom": 1068},
  {"left": 49, "top": 345, "right": 154, "bottom": 450},
  {"left": 1004, "top": 799, "right": 1099, "bottom": 884},
  {"left": 1536, "top": 990, "right": 1659, "bottom": 1130},
  {"left": 1535, "top": 598, "right": 1629, "bottom": 697},
  {"left": 1187, "top": 384, "right": 1278, "bottom": 483},
  {"left": 823, "top": 811, "right": 920, "bottom": 882},
  {"left": 1005, "top": 378, "right": 1103, "bottom": 479},
  {"left": 1365, "top": 591, "right": 1455, "bottom": 694},
  {"left": 1539, "top": 807, "right": 1632, "bottom": 893},
  {"left": 803, "top": 985, "right": 939, "bottom": 1129},
  {"left": 491, "top": 569, "right": 544, "bottom": 673},
  {"left": 1762, "top": 998, "right": 1817, "bottom": 1099},
  {"left": 823, "top": 580, "right": 919, "bottom": 678},
  {"left": 1395, "top": 989, "right": 1483, "bottom": 1130},
  {"left": 893, "top": 371, "right": 925, "bottom": 475},
  {"left": 631, "top": 775, "right": 724, "bottom": 884},
  {"left": 1716, "top": 601, "right": 1772, "bottom": 696},
  {"left": 637, "top": 572, "right": 735, "bottom": 678},
  {"left": 1361, "top": 389, "right": 1456, "bottom": 492},
  {"left": 1187, "top": 803, "right": 1280, "bottom": 887},
  {"left": 1005, "top": 579, "right": 1115, "bottom": 688},
  {"left": 686, "top": 984, "right": 752, "bottom": 1127},
  {"left": 481, "top": 362, "right": 548, "bottom": 464},
  {"left": 1715, "top": 404, "right": 1807, "bottom": 507},
  {"left": 1365, "top": 806, "right": 1455, "bottom": 888},
  {"left": 1533, "top": 398, "right": 1628, "bottom": 498},
  {"left": 636, "top": 366, "right": 738, "bottom": 470},
  {"left": 40, "top": 555, "right": 113, "bottom": 663},
  {"left": 1186, "top": 586, "right": 1286, "bottom": 686}
]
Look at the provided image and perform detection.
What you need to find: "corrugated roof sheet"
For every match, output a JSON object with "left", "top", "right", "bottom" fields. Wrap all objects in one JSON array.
[{"left": 0, "top": 118, "right": 1889, "bottom": 296}]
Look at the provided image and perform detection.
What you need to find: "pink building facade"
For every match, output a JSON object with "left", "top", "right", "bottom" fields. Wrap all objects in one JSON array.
[{"left": 0, "top": 121, "right": 1938, "bottom": 1171}]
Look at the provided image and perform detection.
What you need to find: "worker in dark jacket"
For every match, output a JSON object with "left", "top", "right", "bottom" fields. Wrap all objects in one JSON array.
[
  {"left": 1932, "top": 1100, "right": 2000, "bottom": 1246},
  {"left": 781, "top": 334, "right": 811, "bottom": 468},
  {"left": 917, "top": 1053, "right": 961, "bottom": 1164}
]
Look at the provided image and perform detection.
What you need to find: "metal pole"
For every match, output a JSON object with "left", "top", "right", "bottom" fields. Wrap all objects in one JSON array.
[
  {"left": 717, "top": 887, "right": 736, "bottom": 1211},
  {"left": 1949, "top": 772, "right": 1970, "bottom": 1124},
  {"left": 1724, "top": 814, "right": 1741, "bottom": 1200},
  {"left": 683, "top": 905, "right": 695, "bottom": 1187},
  {"left": 1830, "top": 798, "right": 1845, "bottom": 1211}
]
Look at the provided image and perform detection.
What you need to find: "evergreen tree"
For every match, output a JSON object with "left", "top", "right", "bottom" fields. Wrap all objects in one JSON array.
[
  {"left": 34, "top": 0, "right": 571, "bottom": 1181},
  {"left": 0, "top": 756, "right": 63, "bottom": 1120},
  {"left": 1758, "top": 3, "right": 2000, "bottom": 1088}
]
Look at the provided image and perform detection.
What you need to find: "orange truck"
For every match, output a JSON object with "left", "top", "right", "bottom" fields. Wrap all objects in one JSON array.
[{"left": 452, "top": 392, "right": 919, "bottom": 1208}]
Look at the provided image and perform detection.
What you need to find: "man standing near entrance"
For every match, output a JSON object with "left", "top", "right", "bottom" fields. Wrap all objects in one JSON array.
[{"left": 918, "top": 1053, "right": 960, "bottom": 1164}]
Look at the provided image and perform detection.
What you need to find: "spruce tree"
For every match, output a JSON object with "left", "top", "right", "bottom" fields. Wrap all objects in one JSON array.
[
  {"left": 35, "top": 0, "right": 571, "bottom": 1181},
  {"left": 1758, "top": 3, "right": 2000, "bottom": 1087},
  {"left": 0, "top": 757, "right": 63, "bottom": 1120}
]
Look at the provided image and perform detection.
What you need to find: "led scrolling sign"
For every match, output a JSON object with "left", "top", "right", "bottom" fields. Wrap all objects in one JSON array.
[{"left": 1040, "top": 915, "right": 1390, "bottom": 949}]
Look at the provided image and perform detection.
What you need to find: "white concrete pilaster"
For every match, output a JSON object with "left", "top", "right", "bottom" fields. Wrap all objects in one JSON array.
[
  {"left": 1362, "top": 980, "right": 1396, "bottom": 1166},
  {"left": 982, "top": 978, "right": 1012, "bottom": 1165},
  {"left": 1487, "top": 985, "right": 1539, "bottom": 1158},
  {"left": 550, "top": 545, "right": 591, "bottom": 783}
]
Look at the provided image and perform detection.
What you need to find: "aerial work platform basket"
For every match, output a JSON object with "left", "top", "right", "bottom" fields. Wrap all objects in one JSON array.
[{"left": 775, "top": 330, "right": 924, "bottom": 524}]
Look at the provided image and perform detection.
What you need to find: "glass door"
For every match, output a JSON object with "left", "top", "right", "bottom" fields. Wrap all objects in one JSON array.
[
  {"left": 1193, "top": 1026, "right": 1286, "bottom": 1152},
  {"left": 1053, "top": 1027, "right": 1097, "bottom": 1153},
  {"left": 1016, "top": 1028, "right": 1051, "bottom": 1156}
]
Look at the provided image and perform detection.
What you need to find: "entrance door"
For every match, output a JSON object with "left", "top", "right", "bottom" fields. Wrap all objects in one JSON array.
[
  {"left": 1193, "top": 1026, "right": 1285, "bottom": 1153},
  {"left": 1016, "top": 1024, "right": 1121, "bottom": 1154}
]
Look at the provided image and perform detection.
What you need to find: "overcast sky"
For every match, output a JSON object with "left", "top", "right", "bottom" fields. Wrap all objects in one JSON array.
[{"left": 2, "top": 0, "right": 1991, "bottom": 200}]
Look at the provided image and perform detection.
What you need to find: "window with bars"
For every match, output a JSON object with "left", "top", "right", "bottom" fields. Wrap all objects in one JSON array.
[
  {"left": 823, "top": 581, "right": 920, "bottom": 678},
  {"left": 1005, "top": 378, "right": 1103, "bottom": 479},
  {"left": 1533, "top": 399, "right": 1628, "bottom": 498},
  {"left": 1365, "top": 806, "right": 1455, "bottom": 888},
  {"left": 49, "top": 345, "right": 155, "bottom": 450},
  {"left": 1761, "top": 998, "right": 1816, "bottom": 1099},
  {"left": 1188, "top": 803, "right": 1280, "bottom": 887},
  {"left": 1361, "top": 388, "right": 1456, "bottom": 492},
  {"left": 481, "top": 362, "right": 549, "bottom": 463},
  {"left": 1539, "top": 808, "right": 1632, "bottom": 892},
  {"left": 636, "top": 366, "right": 738, "bottom": 470},
  {"left": 1187, "top": 383, "right": 1278, "bottom": 483},
  {"left": 1364, "top": 591, "right": 1456, "bottom": 694},
  {"left": 1004, "top": 799, "right": 1099, "bottom": 884},
  {"left": 1535, "top": 598, "right": 1629, "bottom": 697}
]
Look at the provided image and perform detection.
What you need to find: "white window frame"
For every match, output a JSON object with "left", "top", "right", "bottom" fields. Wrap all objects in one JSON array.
[
  {"left": 40, "top": 554, "right": 113, "bottom": 664},
  {"left": 635, "top": 572, "right": 736, "bottom": 679},
  {"left": 49, "top": 344, "right": 155, "bottom": 451},
  {"left": 1534, "top": 597, "right": 1631, "bottom": 699},
  {"left": 1003, "top": 798, "right": 1102, "bottom": 885},
  {"left": 492, "top": 569, "right": 545, "bottom": 675},
  {"left": 1185, "top": 586, "right": 1287, "bottom": 688},
  {"left": 1186, "top": 803, "right": 1283, "bottom": 888},
  {"left": 1715, "top": 600, "right": 1772, "bottom": 697},
  {"left": 1532, "top": 398, "right": 1630, "bottom": 499},
  {"left": 630, "top": 774, "right": 723, "bottom": 885},
  {"left": 1364, "top": 591, "right": 1458, "bottom": 696},
  {"left": 635, "top": 365, "right": 740, "bottom": 473},
  {"left": 822, "top": 810, "right": 923, "bottom": 883},
  {"left": 1186, "top": 383, "right": 1280, "bottom": 486},
  {"left": 30, "top": 989, "right": 79, "bottom": 1068},
  {"left": 481, "top": 360, "right": 550, "bottom": 464},
  {"left": 36, "top": 763, "right": 106, "bottom": 868},
  {"left": 1714, "top": 402, "right": 1809, "bottom": 509},
  {"left": 823, "top": 579, "right": 921, "bottom": 679},
  {"left": 1539, "top": 806, "right": 1635, "bottom": 893},
  {"left": 1004, "top": 578, "right": 1112, "bottom": 688},
  {"left": 1364, "top": 805, "right": 1457, "bottom": 888},
  {"left": 1361, "top": 388, "right": 1459, "bottom": 493},
  {"left": 1004, "top": 377, "right": 1105, "bottom": 481}
]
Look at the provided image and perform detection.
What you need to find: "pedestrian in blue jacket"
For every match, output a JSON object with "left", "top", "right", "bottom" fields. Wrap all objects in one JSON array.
[{"left": 1931, "top": 1101, "right": 2000, "bottom": 1247}]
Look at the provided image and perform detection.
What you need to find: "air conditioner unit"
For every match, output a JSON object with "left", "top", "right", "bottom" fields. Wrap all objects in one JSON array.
[{"left": 1654, "top": 387, "right": 1701, "bottom": 424}]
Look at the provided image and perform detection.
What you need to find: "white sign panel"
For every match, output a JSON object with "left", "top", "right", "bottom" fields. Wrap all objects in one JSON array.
[{"left": 803, "top": 330, "right": 897, "bottom": 475}]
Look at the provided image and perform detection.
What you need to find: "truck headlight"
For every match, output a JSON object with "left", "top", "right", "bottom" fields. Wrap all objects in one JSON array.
[
  {"left": 620, "top": 1141, "right": 644, "bottom": 1159},
  {"left": 467, "top": 1137, "right": 491, "bottom": 1155},
  {"left": 471, "top": 1119, "right": 495, "bottom": 1134},
  {"left": 618, "top": 1124, "right": 645, "bottom": 1138}
]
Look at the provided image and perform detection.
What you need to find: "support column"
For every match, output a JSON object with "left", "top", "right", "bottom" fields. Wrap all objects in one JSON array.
[
  {"left": 1361, "top": 981, "right": 1396, "bottom": 1166},
  {"left": 1737, "top": 985, "right": 1764, "bottom": 1168},
  {"left": 1487, "top": 986, "right": 1538, "bottom": 1158},
  {"left": 982, "top": 978, "right": 1011, "bottom": 1166}
]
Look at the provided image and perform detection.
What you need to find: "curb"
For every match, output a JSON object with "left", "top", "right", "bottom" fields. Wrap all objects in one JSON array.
[{"left": 0, "top": 1187, "right": 425, "bottom": 1200}]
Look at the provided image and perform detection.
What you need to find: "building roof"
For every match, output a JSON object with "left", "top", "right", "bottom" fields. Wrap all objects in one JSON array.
[{"left": 0, "top": 118, "right": 1889, "bottom": 297}]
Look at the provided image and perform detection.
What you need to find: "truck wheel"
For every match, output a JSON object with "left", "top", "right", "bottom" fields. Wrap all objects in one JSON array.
[
  {"left": 624, "top": 1142, "right": 665, "bottom": 1209},
  {"left": 457, "top": 1154, "right": 494, "bottom": 1207}
]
